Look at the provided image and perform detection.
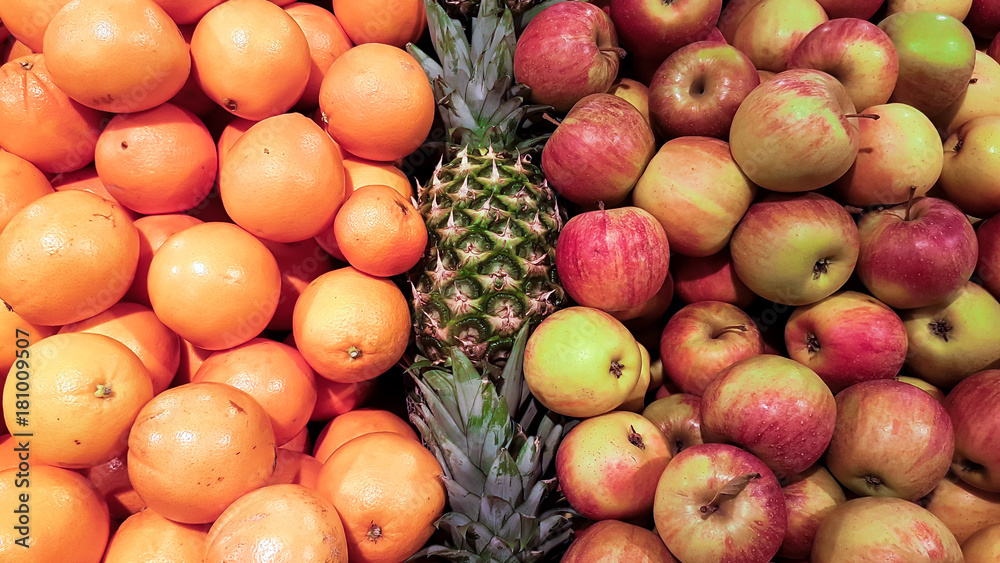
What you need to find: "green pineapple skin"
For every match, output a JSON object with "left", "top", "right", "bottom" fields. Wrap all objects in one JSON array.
[{"left": 411, "top": 147, "right": 566, "bottom": 368}]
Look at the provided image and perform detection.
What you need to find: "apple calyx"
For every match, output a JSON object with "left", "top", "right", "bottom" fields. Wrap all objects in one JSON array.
[
  {"left": 970, "top": 77, "right": 979, "bottom": 85},
  {"left": 812, "top": 258, "right": 832, "bottom": 280},
  {"left": 711, "top": 324, "right": 748, "bottom": 339},
  {"left": 865, "top": 474, "right": 883, "bottom": 490},
  {"left": 929, "top": 319, "right": 953, "bottom": 342},
  {"left": 628, "top": 425, "right": 646, "bottom": 450},
  {"left": 610, "top": 361, "right": 625, "bottom": 378},
  {"left": 806, "top": 333, "right": 821, "bottom": 354},
  {"left": 699, "top": 472, "right": 761, "bottom": 517}
]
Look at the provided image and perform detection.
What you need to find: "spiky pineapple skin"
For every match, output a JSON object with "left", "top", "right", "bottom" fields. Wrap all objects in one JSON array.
[{"left": 411, "top": 147, "right": 566, "bottom": 367}]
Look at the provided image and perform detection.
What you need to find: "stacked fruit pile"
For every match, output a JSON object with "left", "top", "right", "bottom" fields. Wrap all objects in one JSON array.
[{"left": 1, "top": 0, "right": 1000, "bottom": 561}]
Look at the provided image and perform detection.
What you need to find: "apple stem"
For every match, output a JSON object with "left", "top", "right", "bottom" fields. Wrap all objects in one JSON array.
[
  {"left": 627, "top": 425, "right": 646, "bottom": 450},
  {"left": 904, "top": 186, "right": 917, "bottom": 221},
  {"left": 700, "top": 472, "right": 760, "bottom": 517},
  {"left": 602, "top": 47, "right": 628, "bottom": 60},
  {"left": 711, "top": 324, "right": 747, "bottom": 339},
  {"left": 843, "top": 113, "right": 880, "bottom": 120},
  {"left": 970, "top": 77, "right": 979, "bottom": 84},
  {"left": 541, "top": 113, "right": 561, "bottom": 126}
]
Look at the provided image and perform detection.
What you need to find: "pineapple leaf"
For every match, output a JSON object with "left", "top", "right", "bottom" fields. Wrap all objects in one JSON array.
[
  {"left": 500, "top": 323, "right": 530, "bottom": 417},
  {"left": 514, "top": 437, "right": 541, "bottom": 493},
  {"left": 517, "top": 477, "right": 558, "bottom": 517},
  {"left": 422, "top": 0, "right": 472, "bottom": 90},
  {"left": 480, "top": 494, "right": 517, "bottom": 536},
  {"left": 484, "top": 536, "right": 518, "bottom": 561},
  {"left": 483, "top": 447, "right": 524, "bottom": 506}
]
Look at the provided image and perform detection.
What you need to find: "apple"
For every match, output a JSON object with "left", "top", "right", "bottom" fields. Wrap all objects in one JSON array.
[
  {"left": 641, "top": 394, "right": 704, "bottom": 457},
  {"left": 811, "top": 496, "right": 963, "bottom": 562},
  {"left": 856, "top": 197, "right": 978, "bottom": 310},
  {"left": 934, "top": 51, "right": 1000, "bottom": 138},
  {"left": 671, "top": 248, "right": 757, "bottom": 309},
  {"left": 731, "top": 0, "right": 829, "bottom": 73},
  {"left": 632, "top": 136, "right": 757, "bottom": 257},
  {"left": 541, "top": 94, "right": 656, "bottom": 207},
  {"left": 523, "top": 306, "right": 642, "bottom": 418},
  {"left": 886, "top": 0, "right": 973, "bottom": 20},
  {"left": 825, "top": 379, "right": 955, "bottom": 501},
  {"left": 784, "top": 290, "right": 908, "bottom": 393},
  {"left": 895, "top": 375, "right": 947, "bottom": 403},
  {"left": 562, "top": 519, "right": 679, "bottom": 562},
  {"left": 944, "top": 369, "right": 1000, "bottom": 492},
  {"left": 717, "top": 0, "right": 764, "bottom": 43},
  {"left": 653, "top": 443, "right": 786, "bottom": 563},
  {"left": 729, "top": 192, "right": 860, "bottom": 306},
  {"left": 513, "top": 1, "right": 625, "bottom": 113},
  {"left": 787, "top": 18, "right": 899, "bottom": 112},
  {"left": 648, "top": 357, "right": 664, "bottom": 391},
  {"left": 607, "top": 78, "right": 651, "bottom": 123},
  {"left": 609, "top": 0, "right": 723, "bottom": 63},
  {"left": 700, "top": 354, "right": 836, "bottom": 479},
  {"left": 616, "top": 342, "right": 651, "bottom": 412},
  {"left": 556, "top": 410, "right": 671, "bottom": 521},
  {"left": 963, "top": 523, "right": 1000, "bottom": 563},
  {"left": 778, "top": 465, "right": 847, "bottom": 560},
  {"left": 813, "top": 0, "right": 884, "bottom": 19},
  {"left": 729, "top": 69, "right": 862, "bottom": 192},
  {"left": 977, "top": 214, "right": 1000, "bottom": 299},
  {"left": 609, "top": 273, "right": 674, "bottom": 328},
  {"left": 921, "top": 472, "right": 1000, "bottom": 545},
  {"left": 647, "top": 41, "right": 760, "bottom": 139},
  {"left": 832, "top": 102, "right": 944, "bottom": 207},
  {"left": 939, "top": 115, "right": 1000, "bottom": 219},
  {"left": 965, "top": 0, "right": 1000, "bottom": 39},
  {"left": 659, "top": 301, "right": 764, "bottom": 395},
  {"left": 878, "top": 11, "right": 976, "bottom": 118},
  {"left": 990, "top": 34, "right": 1000, "bottom": 63},
  {"left": 555, "top": 207, "right": 670, "bottom": 313},
  {"left": 901, "top": 281, "right": 1000, "bottom": 389},
  {"left": 757, "top": 69, "right": 777, "bottom": 82}
]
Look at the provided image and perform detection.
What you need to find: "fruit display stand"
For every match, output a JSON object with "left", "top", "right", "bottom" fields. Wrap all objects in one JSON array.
[{"left": 1, "top": 0, "right": 1000, "bottom": 562}]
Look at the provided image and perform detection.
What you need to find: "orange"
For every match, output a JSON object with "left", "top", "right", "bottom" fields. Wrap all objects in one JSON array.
[
  {"left": 220, "top": 112, "right": 346, "bottom": 242},
  {"left": 59, "top": 301, "right": 181, "bottom": 395},
  {"left": 1, "top": 332, "right": 153, "bottom": 468},
  {"left": 0, "top": 54, "right": 107, "bottom": 174},
  {"left": 127, "top": 381, "right": 277, "bottom": 524},
  {"left": 49, "top": 164, "right": 140, "bottom": 221},
  {"left": 315, "top": 431, "right": 445, "bottom": 563},
  {"left": 319, "top": 43, "right": 434, "bottom": 162},
  {"left": 312, "top": 374, "right": 377, "bottom": 421},
  {"left": 333, "top": 184, "right": 427, "bottom": 277},
  {"left": 312, "top": 408, "right": 418, "bottom": 463},
  {"left": 167, "top": 25, "right": 217, "bottom": 118},
  {"left": 0, "top": 434, "right": 21, "bottom": 470},
  {"left": 191, "top": 0, "right": 311, "bottom": 120},
  {"left": 147, "top": 221, "right": 281, "bottom": 350},
  {"left": 216, "top": 116, "right": 256, "bottom": 170},
  {"left": 2, "top": 39, "right": 32, "bottom": 64},
  {"left": 0, "top": 190, "right": 139, "bottom": 326},
  {"left": 0, "top": 150, "right": 53, "bottom": 233},
  {"left": 261, "top": 237, "right": 336, "bottom": 331},
  {"left": 79, "top": 453, "right": 146, "bottom": 520},
  {"left": 0, "top": 307, "right": 57, "bottom": 436},
  {"left": 0, "top": 465, "right": 109, "bottom": 562},
  {"left": 181, "top": 184, "right": 233, "bottom": 223},
  {"left": 280, "top": 424, "right": 312, "bottom": 453},
  {"left": 95, "top": 103, "right": 217, "bottom": 214},
  {"left": 267, "top": 449, "right": 323, "bottom": 488},
  {"left": 286, "top": 3, "right": 353, "bottom": 111},
  {"left": 151, "top": 0, "right": 226, "bottom": 25},
  {"left": 172, "top": 337, "right": 212, "bottom": 387},
  {"left": 192, "top": 337, "right": 318, "bottom": 445},
  {"left": 102, "top": 507, "right": 210, "bottom": 563},
  {"left": 292, "top": 266, "right": 411, "bottom": 382},
  {"left": 123, "top": 213, "right": 204, "bottom": 307},
  {"left": 0, "top": 0, "right": 72, "bottom": 52},
  {"left": 206, "top": 484, "right": 349, "bottom": 563},
  {"left": 41, "top": 0, "right": 190, "bottom": 113},
  {"left": 331, "top": 0, "right": 426, "bottom": 48}
]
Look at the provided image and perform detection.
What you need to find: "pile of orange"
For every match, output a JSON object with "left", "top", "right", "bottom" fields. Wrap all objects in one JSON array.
[{"left": 0, "top": 0, "right": 444, "bottom": 560}]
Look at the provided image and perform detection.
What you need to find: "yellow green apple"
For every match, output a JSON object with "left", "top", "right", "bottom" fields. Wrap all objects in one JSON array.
[
  {"left": 922, "top": 472, "right": 1000, "bottom": 544},
  {"left": 731, "top": 0, "right": 829, "bottom": 72},
  {"left": 939, "top": 115, "right": 1000, "bottom": 218},
  {"left": 963, "top": 523, "right": 1000, "bottom": 563},
  {"left": 616, "top": 342, "right": 651, "bottom": 412},
  {"left": 607, "top": 77, "right": 650, "bottom": 123},
  {"left": 934, "top": 51, "right": 1000, "bottom": 138},
  {"left": 886, "top": 0, "right": 972, "bottom": 20}
]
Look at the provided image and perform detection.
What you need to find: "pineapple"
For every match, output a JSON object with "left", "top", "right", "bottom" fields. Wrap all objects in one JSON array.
[{"left": 408, "top": 0, "right": 565, "bottom": 368}]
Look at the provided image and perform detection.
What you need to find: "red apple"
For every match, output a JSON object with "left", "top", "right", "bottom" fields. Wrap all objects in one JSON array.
[
  {"left": 609, "top": 0, "right": 723, "bottom": 63},
  {"left": 729, "top": 192, "right": 860, "bottom": 306},
  {"left": 513, "top": 1, "right": 624, "bottom": 113},
  {"left": 556, "top": 410, "right": 672, "bottom": 521},
  {"left": 541, "top": 94, "right": 656, "bottom": 207},
  {"left": 779, "top": 465, "right": 847, "bottom": 560},
  {"left": 647, "top": 41, "right": 759, "bottom": 139},
  {"left": 731, "top": 0, "right": 829, "bottom": 73},
  {"left": 856, "top": 197, "right": 978, "bottom": 310},
  {"left": 562, "top": 519, "right": 679, "bottom": 562},
  {"left": 945, "top": 369, "right": 1000, "bottom": 492},
  {"left": 632, "top": 136, "right": 757, "bottom": 257},
  {"left": 729, "top": 69, "right": 862, "bottom": 193},
  {"left": 659, "top": 301, "right": 764, "bottom": 395},
  {"left": 671, "top": 248, "right": 756, "bottom": 309},
  {"left": 813, "top": 0, "right": 884, "bottom": 19},
  {"left": 811, "top": 496, "right": 963, "bottom": 562},
  {"left": 700, "top": 354, "right": 836, "bottom": 480},
  {"left": 920, "top": 472, "right": 1000, "bottom": 545},
  {"left": 966, "top": 0, "right": 1000, "bottom": 39},
  {"left": 717, "top": 0, "right": 765, "bottom": 43},
  {"left": 555, "top": 206, "right": 670, "bottom": 313},
  {"left": 609, "top": 273, "right": 674, "bottom": 327},
  {"left": 784, "top": 290, "right": 908, "bottom": 393},
  {"left": 977, "top": 214, "right": 1000, "bottom": 299},
  {"left": 653, "top": 443, "right": 786, "bottom": 563},
  {"left": 787, "top": 18, "right": 899, "bottom": 112},
  {"left": 825, "top": 379, "right": 955, "bottom": 501},
  {"left": 641, "top": 394, "right": 704, "bottom": 457}
]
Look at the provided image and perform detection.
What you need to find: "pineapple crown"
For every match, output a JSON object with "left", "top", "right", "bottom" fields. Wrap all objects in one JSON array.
[{"left": 407, "top": 0, "right": 552, "bottom": 157}]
